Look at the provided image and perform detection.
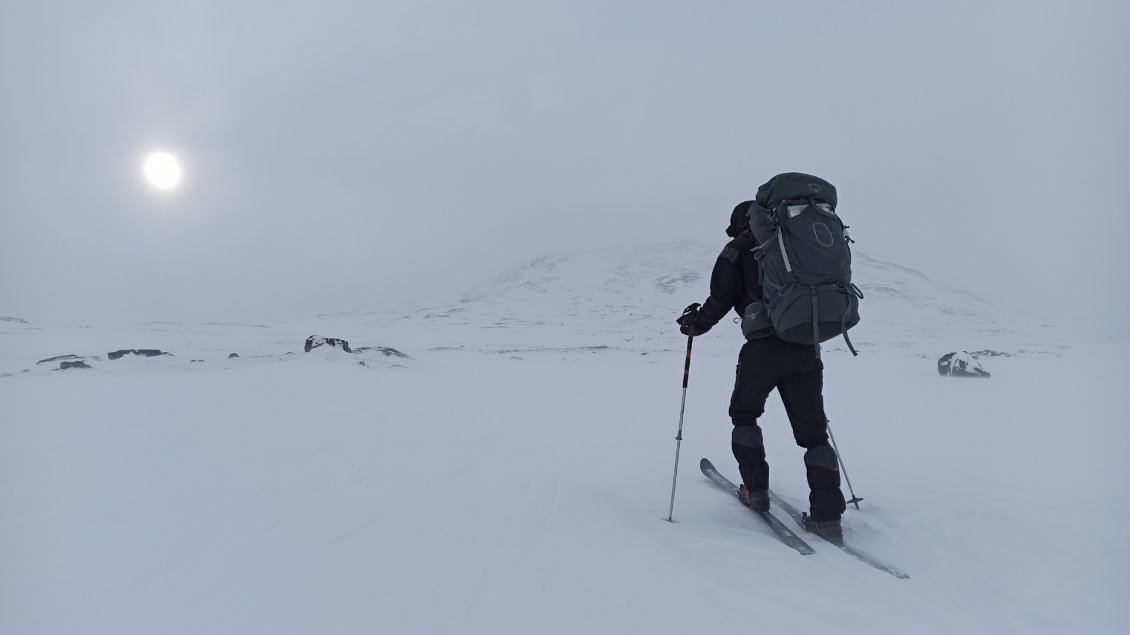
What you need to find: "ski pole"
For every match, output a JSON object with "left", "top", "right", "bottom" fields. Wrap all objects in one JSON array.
[
  {"left": 667, "top": 302, "right": 700, "bottom": 523},
  {"left": 826, "top": 419, "right": 863, "bottom": 509},
  {"left": 667, "top": 332, "right": 694, "bottom": 522}
]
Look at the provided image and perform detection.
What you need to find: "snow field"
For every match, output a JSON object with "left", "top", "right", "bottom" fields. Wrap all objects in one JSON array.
[{"left": 2, "top": 329, "right": 1127, "bottom": 634}]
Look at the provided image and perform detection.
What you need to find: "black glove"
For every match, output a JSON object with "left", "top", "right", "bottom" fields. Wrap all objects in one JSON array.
[{"left": 676, "top": 303, "right": 709, "bottom": 336}]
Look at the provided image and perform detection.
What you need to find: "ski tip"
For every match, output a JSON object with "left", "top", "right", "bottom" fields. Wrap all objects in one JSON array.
[{"left": 699, "top": 458, "right": 713, "bottom": 469}]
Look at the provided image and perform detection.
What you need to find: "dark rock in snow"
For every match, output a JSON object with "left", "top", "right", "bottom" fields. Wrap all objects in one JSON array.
[
  {"left": 228, "top": 353, "right": 240, "bottom": 359},
  {"left": 108, "top": 349, "right": 173, "bottom": 360},
  {"left": 938, "top": 352, "right": 991, "bottom": 378},
  {"left": 354, "top": 346, "right": 411, "bottom": 359},
  {"left": 58, "top": 361, "right": 92, "bottom": 370},
  {"left": 968, "top": 349, "right": 1013, "bottom": 358},
  {"left": 38, "top": 354, "right": 85, "bottom": 365},
  {"left": 1, "top": 316, "right": 29, "bottom": 324},
  {"left": 305, "top": 336, "right": 353, "bottom": 353}
]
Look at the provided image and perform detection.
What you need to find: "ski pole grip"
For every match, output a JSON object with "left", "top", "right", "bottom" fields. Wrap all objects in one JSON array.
[
  {"left": 682, "top": 334, "right": 693, "bottom": 389},
  {"left": 678, "top": 302, "right": 702, "bottom": 325}
]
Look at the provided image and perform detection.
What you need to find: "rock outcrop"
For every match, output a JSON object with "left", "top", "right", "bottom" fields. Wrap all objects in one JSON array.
[
  {"left": 304, "top": 336, "right": 353, "bottom": 353},
  {"left": 354, "top": 346, "right": 410, "bottom": 359},
  {"left": 108, "top": 349, "right": 173, "bottom": 360},
  {"left": 38, "top": 354, "right": 91, "bottom": 365},
  {"left": 938, "top": 351, "right": 991, "bottom": 378}
]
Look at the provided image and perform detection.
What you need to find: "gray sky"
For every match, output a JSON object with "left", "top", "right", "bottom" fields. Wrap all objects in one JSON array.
[{"left": 2, "top": 0, "right": 1127, "bottom": 327}]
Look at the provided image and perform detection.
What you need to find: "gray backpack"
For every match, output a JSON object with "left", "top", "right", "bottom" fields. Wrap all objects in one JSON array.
[{"left": 742, "top": 173, "right": 863, "bottom": 355}]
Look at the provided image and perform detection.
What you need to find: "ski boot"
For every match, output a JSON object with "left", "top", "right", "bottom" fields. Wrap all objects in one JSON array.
[
  {"left": 738, "top": 484, "right": 770, "bottom": 512},
  {"left": 802, "top": 512, "right": 844, "bottom": 545}
]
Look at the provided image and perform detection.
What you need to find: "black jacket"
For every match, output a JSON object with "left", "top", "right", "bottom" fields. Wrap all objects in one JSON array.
[{"left": 693, "top": 202, "right": 768, "bottom": 336}]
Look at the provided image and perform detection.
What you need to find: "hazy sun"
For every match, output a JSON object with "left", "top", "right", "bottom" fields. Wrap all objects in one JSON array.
[{"left": 144, "top": 152, "right": 182, "bottom": 190}]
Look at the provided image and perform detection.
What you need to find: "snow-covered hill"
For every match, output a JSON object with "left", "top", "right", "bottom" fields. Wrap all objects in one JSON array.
[
  {"left": 2, "top": 244, "right": 1128, "bottom": 634},
  {"left": 316, "top": 240, "right": 1058, "bottom": 357}
]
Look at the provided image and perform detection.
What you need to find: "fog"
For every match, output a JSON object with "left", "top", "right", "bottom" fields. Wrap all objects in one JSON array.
[{"left": 2, "top": 0, "right": 1127, "bottom": 327}]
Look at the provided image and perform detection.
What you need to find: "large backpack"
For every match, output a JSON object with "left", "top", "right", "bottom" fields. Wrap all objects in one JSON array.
[{"left": 742, "top": 173, "right": 863, "bottom": 355}]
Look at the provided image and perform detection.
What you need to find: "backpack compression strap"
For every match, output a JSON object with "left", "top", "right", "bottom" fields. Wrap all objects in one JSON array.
[
  {"left": 809, "top": 283, "right": 864, "bottom": 358},
  {"left": 840, "top": 283, "right": 863, "bottom": 356}
]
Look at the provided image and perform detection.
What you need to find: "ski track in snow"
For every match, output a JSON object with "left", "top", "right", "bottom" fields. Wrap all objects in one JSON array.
[{"left": 1, "top": 242, "right": 1128, "bottom": 634}]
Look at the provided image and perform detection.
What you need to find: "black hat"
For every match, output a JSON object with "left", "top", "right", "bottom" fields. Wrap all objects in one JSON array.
[{"left": 726, "top": 201, "right": 754, "bottom": 237}]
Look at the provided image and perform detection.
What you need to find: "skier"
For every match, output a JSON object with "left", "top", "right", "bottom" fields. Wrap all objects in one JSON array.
[{"left": 677, "top": 196, "right": 848, "bottom": 540}]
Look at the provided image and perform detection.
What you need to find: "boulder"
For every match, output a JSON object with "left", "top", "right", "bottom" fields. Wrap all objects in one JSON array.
[
  {"left": 38, "top": 354, "right": 86, "bottom": 365},
  {"left": 354, "top": 346, "right": 410, "bottom": 359},
  {"left": 938, "top": 351, "right": 991, "bottom": 378},
  {"left": 304, "top": 336, "right": 353, "bottom": 353},
  {"left": 108, "top": 349, "right": 173, "bottom": 360},
  {"left": 968, "top": 349, "right": 1012, "bottom": 358},
  {"left": 58, "top": 361, "right": 92, "bottom": 370}
]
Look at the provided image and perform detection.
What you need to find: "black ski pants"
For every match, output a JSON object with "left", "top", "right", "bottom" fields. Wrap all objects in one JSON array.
[{"left": 729, "top": 336, "right": 847, "bottom": 522}]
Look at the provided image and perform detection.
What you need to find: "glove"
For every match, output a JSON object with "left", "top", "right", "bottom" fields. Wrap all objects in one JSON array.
[
  {"left": 676, "top": 303, "right": 710, "bottom": 336},
  {"left": 679, "top": 319, "right": 710, "bottom": 336}
]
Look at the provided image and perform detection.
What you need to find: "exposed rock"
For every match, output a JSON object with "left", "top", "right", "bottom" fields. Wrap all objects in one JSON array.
[
  {"left": 58, "top": 361, "right": 92, "bottom": 370},
  {"left": 191, "top": 360, "right": 205, "bottom": 363},
  {"left": 938, "top": 352, "right": 991, "bottom": 378},
  {"left": 108, "top": 349, "right": 173, "bottom": 360},
  {"left": 0, "top": 316, "right": 29, "bottom": 324},
  {"left": 354, "top": 346, "right": 411, "bottom": 359},
  {"left": 38, "top": 354, "right": 85, "bottom": 365},
  {"left": 968, "top": 349, "right": 1013, "bottom": 358},
  {"left": 228, "top": 353, "right": 240, "bottom": 359},
  {"left": 305, "top": 335, "right": 353, "bottom": 353}
]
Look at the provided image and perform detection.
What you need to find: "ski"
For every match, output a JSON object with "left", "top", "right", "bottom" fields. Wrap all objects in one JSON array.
[
  {"left": 767, "top": 490, "right": 910, "bottom": 579},
  {"left": 700, "top": 459, "right": 815, "bottom": 555}
]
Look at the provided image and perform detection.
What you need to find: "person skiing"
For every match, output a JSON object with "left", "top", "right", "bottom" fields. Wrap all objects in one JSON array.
[{"left": 676, "top": 187, "right": 848, "bottom": 540}]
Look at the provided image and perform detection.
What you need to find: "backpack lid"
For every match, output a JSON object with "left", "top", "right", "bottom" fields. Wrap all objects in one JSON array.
[{"left": 755, "top": 173, "right": 837, "bottom": 209}]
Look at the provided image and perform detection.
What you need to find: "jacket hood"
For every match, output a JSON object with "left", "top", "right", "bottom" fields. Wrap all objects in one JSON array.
[{"left": 726, "top": 201, "right": 754, "bottom": 237}]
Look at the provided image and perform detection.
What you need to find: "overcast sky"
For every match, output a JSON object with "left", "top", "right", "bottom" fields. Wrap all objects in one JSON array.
[{"left": 2, "top": 0, "right": 1127, "bottom": 327}]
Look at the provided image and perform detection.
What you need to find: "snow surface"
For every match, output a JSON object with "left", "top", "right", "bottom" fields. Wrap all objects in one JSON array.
[{"left": 2, "top": 242, "right": 1128, "bottom": 634}]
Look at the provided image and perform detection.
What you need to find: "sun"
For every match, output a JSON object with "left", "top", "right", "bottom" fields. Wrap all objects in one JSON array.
[{"left": 143, "top": 152, "right": 182, "bottom": 190}]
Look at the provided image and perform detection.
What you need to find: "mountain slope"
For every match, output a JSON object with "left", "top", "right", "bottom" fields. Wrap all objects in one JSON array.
[{"left": 359, "top": 241, "right": 1054, "bottom": 356}]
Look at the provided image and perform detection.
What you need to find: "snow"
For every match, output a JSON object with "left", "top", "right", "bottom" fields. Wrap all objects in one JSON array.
[{"left": 2, "top": 242, "right": 1128, "bottom": 634}]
